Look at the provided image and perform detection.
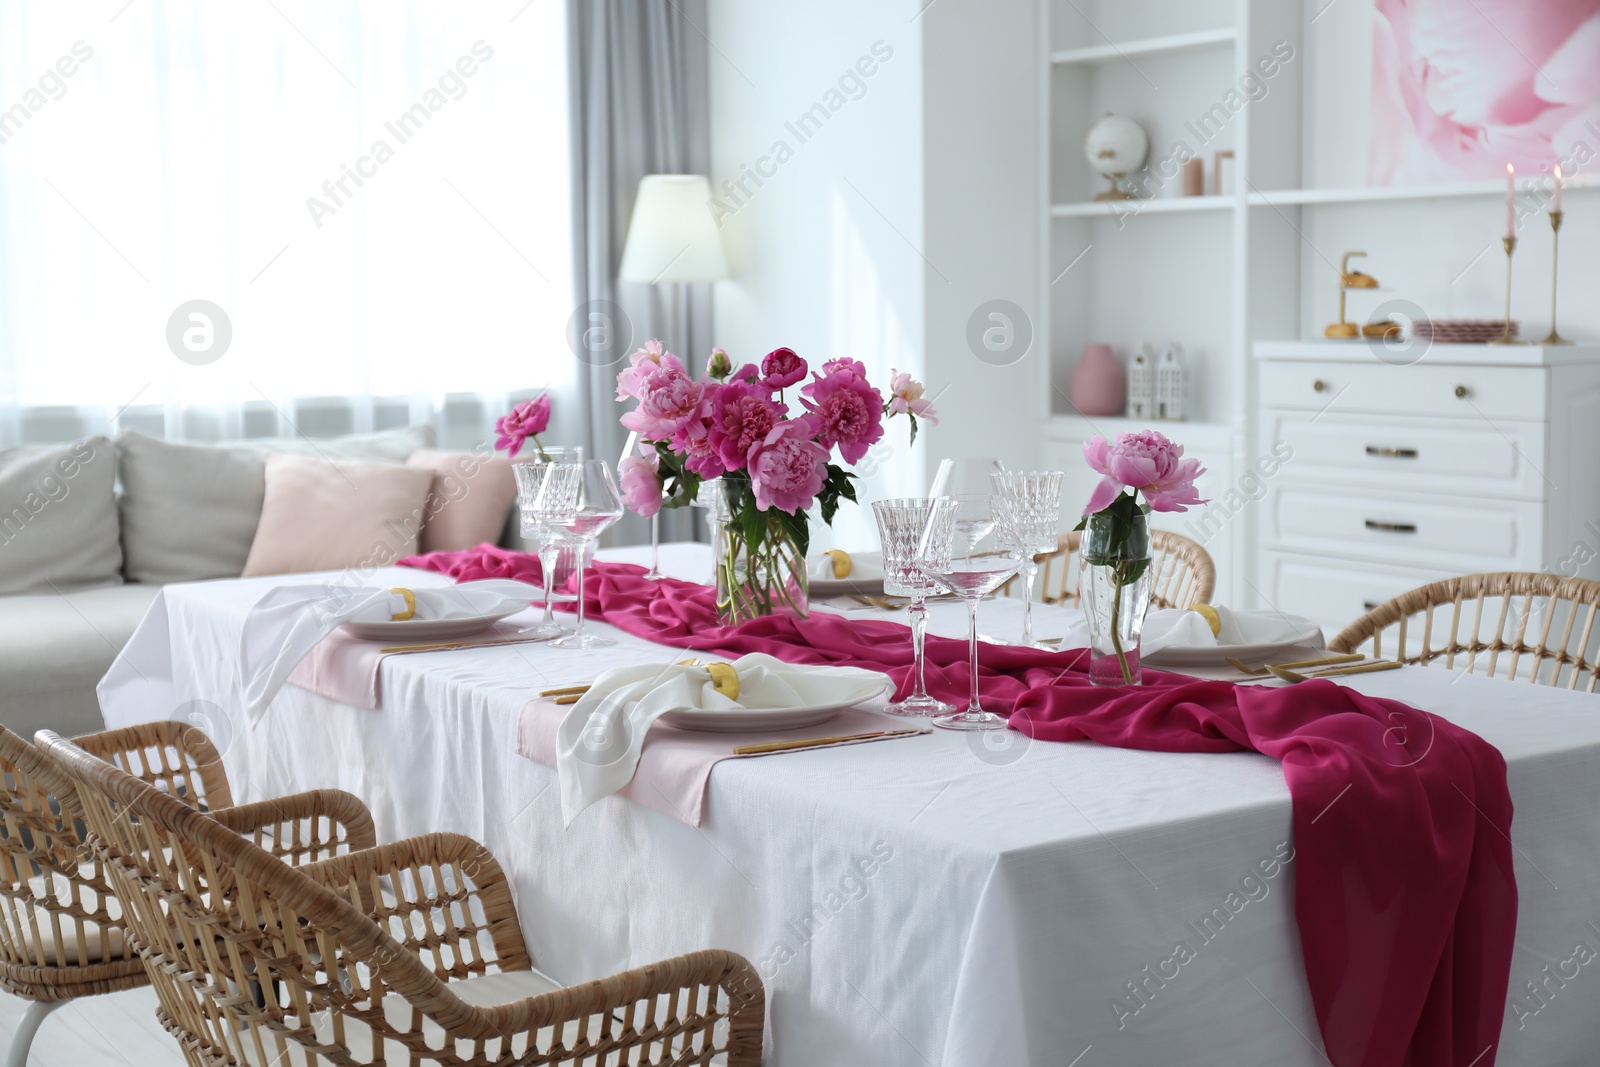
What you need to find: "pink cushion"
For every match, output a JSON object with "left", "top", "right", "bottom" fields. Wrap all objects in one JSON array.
[
  {"left": 242, "top": 454, "right": 435, "bottom": 577},
  {"left": 405, "top": 449, "right": 517, "bottom": 553}
]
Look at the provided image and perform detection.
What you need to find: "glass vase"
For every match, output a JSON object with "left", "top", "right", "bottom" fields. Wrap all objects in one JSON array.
[
  {"left": 714, "top": 476, "right": 809, "bottom": 626},
  {"left": 1080, "top": 509, "right": 1152, "bottom": 686}
]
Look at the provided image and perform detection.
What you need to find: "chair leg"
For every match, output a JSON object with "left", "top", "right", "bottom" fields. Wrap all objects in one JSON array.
[{"left": 5, "top": 1000, "right": 67, "bottom": 1067}]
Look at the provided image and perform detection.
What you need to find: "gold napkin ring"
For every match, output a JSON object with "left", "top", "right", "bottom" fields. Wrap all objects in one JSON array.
[
  {"left": 824, "top": 548, "right": 853, "bottom": 578},
  {"left": 389, "top": 587, "right": 417, "bottom": 621},
  {"left": 706, "top": 662, "right": 740, "bottom": 701},
  {"left": 1189, "top": 603, "right": 1221, "bottom": 637}
]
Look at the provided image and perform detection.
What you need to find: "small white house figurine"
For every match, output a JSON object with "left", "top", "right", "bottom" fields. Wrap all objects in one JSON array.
[
  {"left": 1156, "top": 343, "right": 1186, "bottom": 421},
  {"left": 1126, "top": 344, "right": 1155, "bottom": 419}
]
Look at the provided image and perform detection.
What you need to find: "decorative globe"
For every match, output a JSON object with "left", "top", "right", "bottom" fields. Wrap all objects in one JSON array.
[{"left": 1084, "top": 113, "right": 1148, "bottom": 177}]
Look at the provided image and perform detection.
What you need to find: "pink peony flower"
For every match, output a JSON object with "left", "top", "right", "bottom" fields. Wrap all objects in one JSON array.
[
  {"left": 1082, "top": 431, "right": 1207, "bottom": 514},
  {"left": 801, "top": 361, "right": 885, "bottom": 465},
  {"left": 747, "top": 417, "right": 829, "bottom": 513},
  {"left": 616, "top": 339, "right": 669, "bottom": 401},
  {"left": 620, "top": 355, "right": 704, "bottom": 442},
  {"left": 670, "top": 405, "right": 726, "bottom": 480},
  {"left": 494, "top": 393, "right": 552, "bottom": 458},
  {"left": 708, "top": 379, "right": 787, "bottom": 472},
  {"left": 887, "top": 369, "right": 939, "bottom": 426},
  {"left": 761, "top": 347, "right": 808, "bottom": 390},
  {"left": 618, "top": 449, "right": 664, "bottom": 518}
]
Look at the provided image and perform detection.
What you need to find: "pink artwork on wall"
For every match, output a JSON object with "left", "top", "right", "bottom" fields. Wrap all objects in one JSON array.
[{"left": 1370, "top": 0, "right": 1600, "bottom": 185}]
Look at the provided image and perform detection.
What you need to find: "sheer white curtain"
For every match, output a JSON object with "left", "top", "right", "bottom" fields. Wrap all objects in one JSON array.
[{"left": 0, "top": 1, "right": 575, "bottom": 449}]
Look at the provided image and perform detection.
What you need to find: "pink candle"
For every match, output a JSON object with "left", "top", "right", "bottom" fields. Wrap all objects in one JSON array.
[
  {"left": 1554, "top": 164, "right": 1563, "bottom": 213},
  {"left": 1505, "top": 163, "right": 1515, "bottom": 238}
]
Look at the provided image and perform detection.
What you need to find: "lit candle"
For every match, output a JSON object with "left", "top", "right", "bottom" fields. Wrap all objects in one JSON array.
[
  {"left": 1554, "top": 164, "right": 1563, "bottom": 213},
  {"left": 1505, "top": 163, "right": 1515, "bottom": 238}
]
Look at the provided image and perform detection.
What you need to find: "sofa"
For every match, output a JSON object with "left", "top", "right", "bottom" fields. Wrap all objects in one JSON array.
[{"left": 0, "top": 426, "right": 519, "bottom": 737}]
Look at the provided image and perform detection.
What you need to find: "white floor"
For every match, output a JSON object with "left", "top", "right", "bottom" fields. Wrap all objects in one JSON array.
[{"left": 0, "top": 987, "right": 185, "bottom": 1066}]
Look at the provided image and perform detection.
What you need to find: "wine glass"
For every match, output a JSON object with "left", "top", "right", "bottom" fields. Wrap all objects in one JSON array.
[
  {"left": 992, "top": 471, "right": 1065, "bottom": 648},
  {"left": 550, "top": 460, "right": 625, "bottom": 650},
  {"left": 513, "top": 447, "right": 584, "bottom": 639},
  {"left": 915, "top": 496, "right": 1020, "bottom": 731},
  {"left": 872, "top": 498, "right": 956, "bottom": 717},
  {"left": 946, "top": 493, "right": 995, "bottom": 553}
]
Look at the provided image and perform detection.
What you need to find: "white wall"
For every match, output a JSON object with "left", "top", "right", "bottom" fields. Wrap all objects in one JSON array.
[{"left": 707, "top": 0, "right": 1043, "bottom": 550}]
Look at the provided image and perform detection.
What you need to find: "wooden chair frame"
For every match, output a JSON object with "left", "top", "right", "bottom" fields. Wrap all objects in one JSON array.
[
  {"left": 1330, "top": 571, "right": 1600, "bottom": 691},
  {"left": 1032, "top": 529, "right": 1216, "bottom": 610},
  {"left": 36, "top": 730, "right": 766, "bottom": 1066}
]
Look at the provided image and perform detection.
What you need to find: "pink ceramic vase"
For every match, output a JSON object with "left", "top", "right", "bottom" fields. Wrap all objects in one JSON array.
[{"left": 1070, "top": 343, "right": 1125, "bottom": 416}]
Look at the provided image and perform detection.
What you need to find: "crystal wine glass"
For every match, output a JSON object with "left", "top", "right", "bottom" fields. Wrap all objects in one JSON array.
[
  {"left": 550, "top": 460, "right": 625, "bottom": 650},
  {"left": 873, "top": 498, "right": 956, "bottom": 717},
  {"left": 916, "top": 496, "right": 1020, "bottom": 731},
  {"left": 991, "top": 470, "right": 1065, "bottom": 648},
  {"left": 513, "top": 446, "right": 584, "bottom": 639}
]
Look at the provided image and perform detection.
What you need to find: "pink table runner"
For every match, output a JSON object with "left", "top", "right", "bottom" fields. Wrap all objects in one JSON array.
[
  {"left": 287, "top": 621, "right": 535, "bottom": 708},
  {"left": 516, "top": 701, "right": 929, "bottom": 826},
  {"left": 403, "top": 545, "right": 1518, "bottom": 1067}
]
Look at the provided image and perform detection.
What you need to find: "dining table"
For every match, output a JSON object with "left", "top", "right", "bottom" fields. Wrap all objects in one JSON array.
[{"left": 97, "top": 542, "right": 1600, "bottom": 1066}]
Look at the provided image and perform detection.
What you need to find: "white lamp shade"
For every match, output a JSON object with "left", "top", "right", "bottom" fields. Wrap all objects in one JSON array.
[{"left": 618, "top": 174, "right": 730, "bottom": 283}]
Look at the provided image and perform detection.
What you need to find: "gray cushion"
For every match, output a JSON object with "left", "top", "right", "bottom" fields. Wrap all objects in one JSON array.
[
  {"left": 0, "top": 582, "right": 164, "bottom": 737},
  {"left": 0, "top": 437, "right": 122, "bottom": 595},
  {"left": 118, "top": 425, "right": 436, "bottom": 584}
]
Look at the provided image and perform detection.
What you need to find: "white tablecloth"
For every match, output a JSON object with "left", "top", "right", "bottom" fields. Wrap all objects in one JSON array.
[{"left": 98, "top": 544, "right": 1600, "bottom": 1066}]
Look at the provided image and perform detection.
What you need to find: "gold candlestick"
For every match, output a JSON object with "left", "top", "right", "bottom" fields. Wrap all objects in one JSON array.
[
  {"left": 1488, "top": 235, "right": 1525, "bottom": 345},
  {"left": 1542, "top": 210, "right": 1570, "bottom": 345}
]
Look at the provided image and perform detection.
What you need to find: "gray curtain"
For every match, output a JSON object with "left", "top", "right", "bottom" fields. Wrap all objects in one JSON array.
[{"left": 567, "top": 0, "right": 713, "bottom": 545}]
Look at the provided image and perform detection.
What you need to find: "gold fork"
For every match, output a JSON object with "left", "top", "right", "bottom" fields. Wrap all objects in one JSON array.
[
  {"left": 1266, "top": 661, "right": 1404, "bottom": 683},
  {"left": 1226, "top": 652, "right": 1364, "bottom": 675}
]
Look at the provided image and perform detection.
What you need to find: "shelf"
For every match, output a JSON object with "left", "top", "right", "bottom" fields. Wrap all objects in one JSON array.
[
  {"left": 1050, "top": 28, "right": 1237, "bottom": 66},
  {"left": 1253, "top": 340, "right": 1600, "bottom": 367},
  {"left": 1248, "top": 173, "right": 1595, "bottom": 208},
  {"left": 1051, "top": 196, "right": 1234, "bottom": 218}
]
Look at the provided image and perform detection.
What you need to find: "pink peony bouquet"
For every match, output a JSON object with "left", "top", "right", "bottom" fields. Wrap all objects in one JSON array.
[{"left": 494, "top": 393, "right": 552, "bottom": 459}]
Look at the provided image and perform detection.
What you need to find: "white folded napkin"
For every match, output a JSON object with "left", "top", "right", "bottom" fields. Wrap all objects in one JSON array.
[
  {"left": 1050, "top": 604, "right": 1322, "bottom": 656},
  {"left": 239, "top": 579, "right": 542, "bottom": 723},
  {"left": 555, "top": 653, "right": 890, "bottom": 826},
  {"left": 806, "top": 549, "right": 884, "bottom": 583}
]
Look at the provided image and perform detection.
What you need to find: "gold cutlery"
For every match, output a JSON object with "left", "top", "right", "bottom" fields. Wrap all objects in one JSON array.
[
  {"left": 1225, "top": 652, "right": 1364, "bottom": 675},
  {"left": 733, "top": 728, "right": 925, "bottom": 755},
  {"left": 379, "top": 635, "right": 558, "bottom": 654},
  {"left": 1265, "top": 660, "right": 1404, "bottom": 683},
  {"left": 541, "top": 658, "right": 725, "bottom": 705}
]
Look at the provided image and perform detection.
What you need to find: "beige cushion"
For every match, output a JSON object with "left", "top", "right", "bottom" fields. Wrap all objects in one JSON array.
[
  {"left": 118, "top": 426, "right": 436, "bottom": 584},
  {"left": 0, "top": 582, "right": 163, "bottom": 736},
  {"left": 0, "top": 438, "right": 121, "bottom": 595},
  {"left": 406, "top": 450, "right": 517, "bottom": 553},
  {"left": 241, "top": 455, "right": 435, "bottom": 577},
  {"left": 14, "top": 874, "right": 127, "bottom": 967}
]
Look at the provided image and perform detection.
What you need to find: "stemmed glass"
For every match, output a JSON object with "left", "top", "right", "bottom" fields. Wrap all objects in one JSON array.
[
  {"left": 549, "top": 460, "right": 625, "bottom": 650},
  {"left": 915, "top": 496, "right": 1021, "bottom": 731},
  {"left": 992, "top": 471, "right": 1065, "bottom": 648},
  {"left": 873, "top": 498, "right": 956, "bottom": 717},
  {"left": 513, "top": 447, "right": 584, "bottom": 639}
]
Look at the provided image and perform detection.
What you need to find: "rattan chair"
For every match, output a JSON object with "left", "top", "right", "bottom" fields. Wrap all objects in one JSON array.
[
  {"left": 0, "top": 721, "right": 375, "bottom": 1067},
  {"left": 1028, "top": 529, "right": 1216, "bottom": 610},
  {"left": 35, "top": 730, "right": 766, "bottom": 1066},
  {"left": 1330, "top": 572, "right": 1600, "bottom": 691}
]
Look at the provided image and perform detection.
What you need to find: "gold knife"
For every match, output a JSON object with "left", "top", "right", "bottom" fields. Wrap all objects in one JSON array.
[
  {"left": 379, "top": 635, "right": 556, "bottom": 654},
  {"left": 733, "top": 728, "right": 926, "bottom": 755}
]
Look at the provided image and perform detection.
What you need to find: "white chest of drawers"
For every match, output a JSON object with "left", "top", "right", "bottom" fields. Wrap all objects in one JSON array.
[{"left": 1252, "top": 341, "right": 1600, "bottom": 636}]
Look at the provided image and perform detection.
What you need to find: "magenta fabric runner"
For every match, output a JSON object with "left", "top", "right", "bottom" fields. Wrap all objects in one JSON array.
[{"left": 402, "top": 545, "right": 1517, "bottom": 1066}]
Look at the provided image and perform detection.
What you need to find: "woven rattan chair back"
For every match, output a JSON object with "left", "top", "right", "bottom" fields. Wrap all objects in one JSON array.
[
  {"left": 1330, "top": 572, "right": 1600, "bottom": 691},
  {"left": 1036, "top": 529, "right": 1216, "bottom": 610},
  {"left": 37, "top": 730, "right": 765, "bottom": 1066},
  {"left": 72, "top": 720, "right": 233, "bottom": 811},
  {"left": 0, "top": 725, "right": 145, "bottom": 1003}
]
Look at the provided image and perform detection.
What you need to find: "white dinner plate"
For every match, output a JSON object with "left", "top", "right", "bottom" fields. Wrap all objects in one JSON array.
[
  {"left": 342, "top": 612, "right": 517, "bottom": 643},
  {"left": 810, "top": 576, "right": 887, "bottom": 600},
  {"left": 659, "top": 685, "right": 893, "bottom": 733},
  {"left": 1143, "top": 636, "right": 1326, "bottom": 668}
]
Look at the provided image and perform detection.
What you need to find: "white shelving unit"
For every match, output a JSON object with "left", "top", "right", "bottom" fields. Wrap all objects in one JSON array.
[{"left": 1040, "top": 0, "right": 1597, "bottom": 610}]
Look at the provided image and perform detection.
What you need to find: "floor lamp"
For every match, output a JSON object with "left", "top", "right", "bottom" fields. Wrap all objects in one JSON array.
[{"left": 618, "top": 174, "right": 730, "bottom": 577}]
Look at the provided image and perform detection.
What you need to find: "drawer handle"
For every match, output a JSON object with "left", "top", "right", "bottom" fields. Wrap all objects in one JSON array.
[
  {"left": 1364, "top": 519, "right": 1418, "bottom": 534},
  {"left": 1454, "top": 384, "right": 1470, "bottom": 399},
  {"left": 1313, "top": 379, "right": 1329, "bottom": 393},
  {"left": 1365, "top": 446, "right": 1418, "bottom": 459}
]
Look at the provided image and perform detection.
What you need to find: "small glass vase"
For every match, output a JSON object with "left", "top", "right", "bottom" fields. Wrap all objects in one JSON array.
[
  {"left": 714, "top": 475, "right": 809, "bottom": 626},
  {"left": 1080, "top": 509, "right": 1152, "bottom": 686}
]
